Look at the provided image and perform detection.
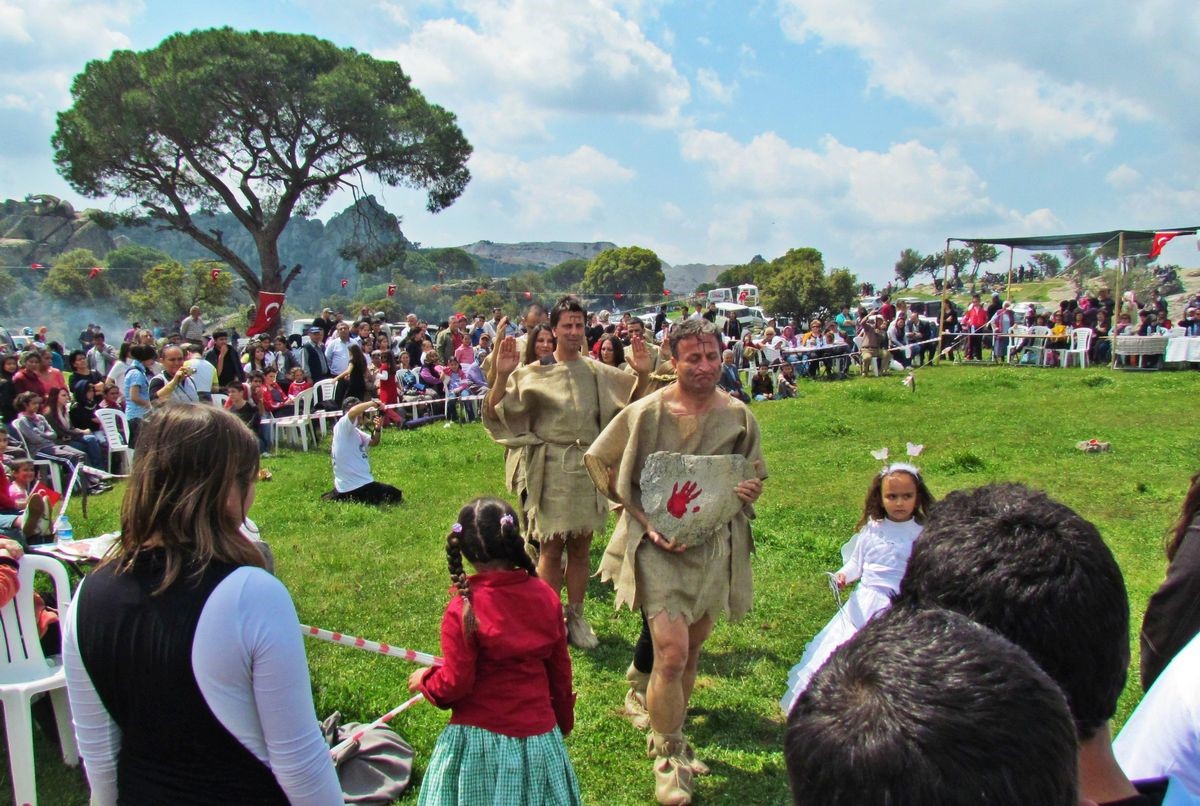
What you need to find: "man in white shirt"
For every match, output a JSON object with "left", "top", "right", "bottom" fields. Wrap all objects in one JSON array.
[
  {"left": 179, "top": 306, "right": 206, "bottom": 345},
  {"left": 184, "top": 344, "right": 217, "bottom": 402},
  {"left": 321, "top": 397, "right": 402, "bottom": 505},
  {"left": 324, "top": 322, "right": 353, "bottom": 375}
]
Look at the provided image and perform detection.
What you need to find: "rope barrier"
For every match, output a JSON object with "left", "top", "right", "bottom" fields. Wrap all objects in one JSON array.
[{"left": 328, "top": 694, "right": 425, "bottom": 760}]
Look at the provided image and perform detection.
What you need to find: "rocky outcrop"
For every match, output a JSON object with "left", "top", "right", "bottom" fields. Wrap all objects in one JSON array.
[
  {"left": 458, "top": 240, "right": 618, "bottom": 268},
  {"left": 0, "top": 196, "right": 118, "bottom": 267}
]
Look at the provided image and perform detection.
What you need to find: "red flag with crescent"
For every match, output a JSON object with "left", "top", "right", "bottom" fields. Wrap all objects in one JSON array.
[
  {"left": 387, "top": 284, "right": 397, "bottom": 298},
  {"left": 1149, "top": 231, "right": 1180, "bottom": 260},
  {"left": 88, "top": 266, "right": 103, "bottom": 280},
  {"left": 246, "top": 291, "right": 285, "bottom": 337},
  {"left": 340, "top": 279, "right": 348, "bottom": 288},
  {"left": 210, "top": 268, "right": 220, "bottom": 281},
  {"left": 30, "top": 263, "right": 45, "bottom": 270}
]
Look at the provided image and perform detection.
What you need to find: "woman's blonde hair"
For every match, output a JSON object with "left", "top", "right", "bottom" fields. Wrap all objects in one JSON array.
[{"left": 112, "top": 404, "right": 264, "bottom": 593}]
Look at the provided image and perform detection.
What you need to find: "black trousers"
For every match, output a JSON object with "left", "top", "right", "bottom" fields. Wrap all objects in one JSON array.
[{"left": 321, "top": 481, "right": 403, "bottom": 505}]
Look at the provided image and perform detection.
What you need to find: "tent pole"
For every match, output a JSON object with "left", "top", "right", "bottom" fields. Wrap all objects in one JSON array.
[
  {"left": 1111, "top": 231, "right": 1125, "bottom": 368},
  {"left": 935, "top": 239, "right": 952, "bottom": 363},
  {"left": 1005, "top": 247, "right": 1015, "bottom": 302}
]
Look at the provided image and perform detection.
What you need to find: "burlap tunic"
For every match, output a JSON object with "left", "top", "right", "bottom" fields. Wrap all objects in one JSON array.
[
  {"left": 585, "top": 389, "right": 766, "bottom": 624},
  {"left": 485, "top": 358, "right": 636, "bottom": 542}
]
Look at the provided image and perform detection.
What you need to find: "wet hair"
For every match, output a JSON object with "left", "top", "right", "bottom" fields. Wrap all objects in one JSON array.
[
  {"left": 597, "top": 333, "right": 625, "bottom": 366},
  {"left": 549, "top": 295, "right": 586, "bottom": 328},
  {"left": 113, "top": 404, "right": 264, "bottom": 594},
  {"left": 786, "top": 607, "right": 1077, "bottom": 806},
  {"left": 447, "top": 497, "right": 536, "bottom": 637},
  {"left": 893, "top": 483, "right": 1129, "bottom": 740},
  {"left": 858, "top": 467, "right": 934, "bottom": 528},
  {"left": 523, "top": 323, "right": 556, "bottom": 365},
  {"left": 1167, "top": 469, "right": 1200, "bottom": 561},
  {"left": 667, "top": 317, "right": 721, "bottom": 357}
]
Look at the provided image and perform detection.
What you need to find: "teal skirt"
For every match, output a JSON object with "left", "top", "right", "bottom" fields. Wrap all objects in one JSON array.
[{"left": 417, "top": 724, "right": 582, "bottom": 806}]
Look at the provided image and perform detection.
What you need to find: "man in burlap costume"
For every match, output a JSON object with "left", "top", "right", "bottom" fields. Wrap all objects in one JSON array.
[
  {"left": 485, "top": 296, "right": 652, "bottom": 648},
  {"left": 585, "top": 318, "right": 765, "bottom": 805}
]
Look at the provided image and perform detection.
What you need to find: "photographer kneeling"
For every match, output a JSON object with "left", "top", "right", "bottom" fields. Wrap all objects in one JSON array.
[{"left": 321, "top": 397, "right": 403, "bottom": 505}]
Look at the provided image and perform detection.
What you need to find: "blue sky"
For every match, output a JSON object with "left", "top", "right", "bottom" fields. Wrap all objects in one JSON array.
[{"left": 2, "top": 0, "right": 1198, "bottom": 282}]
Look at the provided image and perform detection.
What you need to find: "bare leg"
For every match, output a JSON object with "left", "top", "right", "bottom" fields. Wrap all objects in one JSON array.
[
  {"left": 564, "top": 532, "right": 593, "bottom": 606},
  {"left": 647, "top": 611, "right": 714, "bottom": 736},
  {"left": 538, "top": 536, "right": 565, "bottom": 594}
]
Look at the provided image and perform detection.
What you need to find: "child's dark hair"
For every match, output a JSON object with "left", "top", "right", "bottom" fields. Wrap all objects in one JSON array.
[
  {"left": 857, "top": 466, "right": 934, "bottom": 528},
  {"left": 447, "top": 497, "right": 537, "bottom": 636}
]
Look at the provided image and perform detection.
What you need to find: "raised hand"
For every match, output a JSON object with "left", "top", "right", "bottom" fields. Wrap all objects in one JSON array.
[
  {"left": 495, "top": 335, "right": 520, "bottom": 377},
  {"left": 628, "top": 335, "right": 653, "bottom": 374},
  {"left": 666, "top": 480, "right": 702, "bottom": 519}
]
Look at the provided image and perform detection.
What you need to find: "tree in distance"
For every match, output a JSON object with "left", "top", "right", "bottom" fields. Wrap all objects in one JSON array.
[
  {"left": 582, "top": 246, "right": 665, "bottom": 299},
  {"left": 967, "top": 242, "right": 1001, "bottom": 284},
  {"left": 544, "top": 258, "right": 588, "bottom": 291},
  {"left": 894, "top": 248, "right": 924, "bottom": 288},
  {"left": 53, "top": 27, "right": 472, "bottom": 300}
]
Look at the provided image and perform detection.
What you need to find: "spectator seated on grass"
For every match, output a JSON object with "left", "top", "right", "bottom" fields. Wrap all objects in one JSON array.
[
  {"left": 777, "top": 363, "right": 798, "bottom": 399},
  {"left": 893, "top": 483, "right": 1175, "bottom": 806},
  {"left": 751, "top": 364, "right": 775, "bottom": 401},
  {"left": 785, "top": 607, "right": 1078, "bottom": 806},
  {"left": 321, "top": 397, "right": 403, "bottom": 505}
]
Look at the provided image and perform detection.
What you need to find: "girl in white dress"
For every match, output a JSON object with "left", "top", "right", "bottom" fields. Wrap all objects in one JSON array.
[{"left": 781, "top": 462, "right": 934, "bottom": 714}]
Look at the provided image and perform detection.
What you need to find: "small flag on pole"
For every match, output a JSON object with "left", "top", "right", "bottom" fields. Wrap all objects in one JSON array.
[
  {"left": 340, "top": 279, "right": 348, "bottom": 288},
  {"left": 387, "top": 284, "right": 397, "bottom": 298},
  {"left": 210, "top": 269, "right": 220, "bottom": 281}
]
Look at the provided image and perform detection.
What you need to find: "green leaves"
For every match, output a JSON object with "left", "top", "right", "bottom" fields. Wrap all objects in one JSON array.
[
  {"left": 53, "top": 27, "right": 471, "bottom": 295},
  {"left": 582, "top": 246, "right": 665, "bottom": 297}
]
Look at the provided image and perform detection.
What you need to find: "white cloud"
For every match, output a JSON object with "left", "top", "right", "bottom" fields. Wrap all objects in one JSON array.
[
  {"left": 386, "top": 0, "right": 690, "bottom": 143},
  {"left": 469, "top": 144, "right": 635, "bottom": 227},
  {"left": 773, "top": 0, "right": 1200, "bottom": 146},
  {"left": 696, "top": 67, "right": 737, "bottom": 104},
  {"left": 677, "top": 126, "right": 1059, "bottom": 265},
  {"left": 1105, "top": 164, "right": 1142, "bottom": 190}
]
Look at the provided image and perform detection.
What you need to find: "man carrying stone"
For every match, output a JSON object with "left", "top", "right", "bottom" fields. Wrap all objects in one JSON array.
[
  {"left": 584, "top": 317, "right": 765, "bottom": 805},
  {"left": 485, "top": 295, "right": 652, "bottom": 649}
]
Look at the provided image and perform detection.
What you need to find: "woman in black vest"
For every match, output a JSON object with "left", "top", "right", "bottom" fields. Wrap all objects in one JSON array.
[{"left": 63, "top": 404, "right": 341, "bottom": 804}]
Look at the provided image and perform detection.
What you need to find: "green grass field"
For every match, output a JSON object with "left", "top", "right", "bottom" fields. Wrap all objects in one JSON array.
[{"left": 10, "top": 363, "right": 1197, "bottom": 805}]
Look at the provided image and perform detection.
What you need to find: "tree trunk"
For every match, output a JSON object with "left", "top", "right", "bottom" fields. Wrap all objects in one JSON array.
[{"left": 256, "top": 236, "right": 281, "bottom": 294}]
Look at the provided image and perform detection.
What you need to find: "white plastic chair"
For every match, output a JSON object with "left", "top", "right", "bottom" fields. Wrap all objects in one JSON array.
[
  {"left": 312, "top": 379, "right": 338, "bottom": 437},
  {"left": 93, "top": 409, "right": 133, "bottom": 475},
  {"left": 1061, "top": 328, "right": 1093, "bottom": 368},
  {"left": 1026, "top": 326, "right": 1051, "bottom": 366},
  {"left": 273, "top": 387, "right": 316, "bottom": 451},
  {"left": 210, "top": 393, "right": 229, "bottom": 409},
  {"left": 0, "top": 554, "right": 79, "bottom": 805},
  {"left": 1005, "top": 325, "right": 1029, "bottom": 363}
]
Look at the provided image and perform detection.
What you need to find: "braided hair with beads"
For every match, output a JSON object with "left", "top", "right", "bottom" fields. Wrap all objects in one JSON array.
[{"left": 447, "top": 497, "right": 537, "bottom": 637}]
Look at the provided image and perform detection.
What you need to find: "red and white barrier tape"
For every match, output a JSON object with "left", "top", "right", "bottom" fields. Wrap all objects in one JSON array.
[
  {"left": 300, "top": 624, "right": 443, "bottom": 667},
  {"left": 329, "top": 693, "right": 425, "bottom": 759}
]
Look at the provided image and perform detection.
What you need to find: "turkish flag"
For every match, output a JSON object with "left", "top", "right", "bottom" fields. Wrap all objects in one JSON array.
[
  {"left": 210, "top": 269, "right": 220, "bottom": 281},
  {"left": 30, "top": 263, "right": 45, "bottom": 270},
  {"left": 340, "top": 279, "right": 348, "bottom": 288},
  {"left": 31, "top": 482, "right": 61, "bottom": 509},
  {"left": 246, "top": 291, "right": 285, "bottom": 337},
  {"left": 387, "top": 284, "right": 397, "bottom": 298},
  {"left": 1149, "top": 231, "right": 1180, "bottom": 260},
  {"left": 88, "top": 267, "right": 103, "bottom": 280}
]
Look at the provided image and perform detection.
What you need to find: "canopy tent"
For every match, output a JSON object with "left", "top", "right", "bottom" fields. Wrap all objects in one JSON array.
[{"left": 933, "top": 227, "right": 1200, "bottom": 365}]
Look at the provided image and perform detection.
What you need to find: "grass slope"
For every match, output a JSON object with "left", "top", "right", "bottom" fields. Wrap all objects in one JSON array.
[{"left": 14, "top": 363, "right": 1196, "bottom": 805}]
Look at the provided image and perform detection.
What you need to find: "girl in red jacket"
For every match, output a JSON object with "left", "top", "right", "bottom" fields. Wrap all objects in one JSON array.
[{"left": 409, "top": 497, "right": 580, "bottom": 805}]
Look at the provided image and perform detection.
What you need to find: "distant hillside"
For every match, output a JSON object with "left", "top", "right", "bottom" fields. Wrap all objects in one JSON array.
[
  {"left": 457, "top": 240, "right": 617, "bottom": 271},
  {"left": 666, "top": 263, "right": 731, "bottom": 294}
]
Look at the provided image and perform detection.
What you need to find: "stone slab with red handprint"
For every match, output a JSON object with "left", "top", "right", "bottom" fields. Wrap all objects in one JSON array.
[{"left": 639, "top": 451, "right": 753, "bottom": 546}]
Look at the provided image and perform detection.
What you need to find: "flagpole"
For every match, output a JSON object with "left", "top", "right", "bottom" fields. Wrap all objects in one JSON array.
[
  {"left": 934, "top": 239, "right": 952, "bottom": 363},
  {"left": 1005, "top": 247, "right": 1015, "bottom": 303},
  {"left": 1111, "top": 231, "right": 1125, "bottom": 369}
]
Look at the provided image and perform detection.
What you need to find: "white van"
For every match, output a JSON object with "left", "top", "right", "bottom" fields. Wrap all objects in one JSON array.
[{"left": 707, "top": 287, "right": 734, "bottom": 304}]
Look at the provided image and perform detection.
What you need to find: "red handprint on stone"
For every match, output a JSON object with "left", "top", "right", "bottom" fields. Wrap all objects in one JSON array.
[{"left": 667, "top": 480, "right": 702, "bottom": 519}]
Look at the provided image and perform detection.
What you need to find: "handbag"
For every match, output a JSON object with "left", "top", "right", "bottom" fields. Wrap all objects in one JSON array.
[{"left": 320, "top": 711, "right": 415, "bottom": 804}]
